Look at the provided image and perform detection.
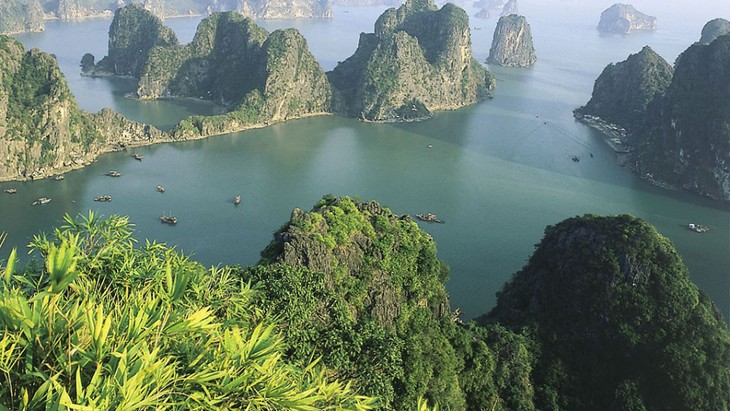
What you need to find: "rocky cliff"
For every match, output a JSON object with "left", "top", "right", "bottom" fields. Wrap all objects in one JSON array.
[
  {"left": 133, "top": 12, "right": 331, "bottom": 139},
  {"left": 0, "top": 35, "right": 167, "bottom": 182},
  {"left": 635, "top": 34, "right": 730, "bottom": 201},
  {"left": 0, "top": 0, "right": 44, "bottom": 35},
  {"left": 87, "top": 4, "right": 179, "bottom": 77},
  {"left": 482, "top": 214, "right": 730, "bottom": 411},
  {"left": 699, "top": 18, "right": 730, "bottom": 45},
  {"left": 328, "top": 0, "right": 495, "bottom": 121},
  {"left": 487, "top": 14, "right": 536, "bottom": 67},
  {"left": 575, "top": 46, "right": 673, "bottom": 136},
  {"left": 597, "top": 3, "right": 656, "bottom": 34}
]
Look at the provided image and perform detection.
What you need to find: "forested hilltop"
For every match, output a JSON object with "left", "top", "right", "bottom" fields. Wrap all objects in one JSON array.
[{"left": 1, "top": 196, "right": 727, "bottom": 410}]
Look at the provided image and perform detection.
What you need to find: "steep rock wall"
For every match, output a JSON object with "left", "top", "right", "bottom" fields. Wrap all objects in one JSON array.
[{"left": 487, "top": 14, "right": 536, "bottom": 67}]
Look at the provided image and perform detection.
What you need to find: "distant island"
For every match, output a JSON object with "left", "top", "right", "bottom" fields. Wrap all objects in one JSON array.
[
  {"left": 0, "top": 197, "right": 727, "bottom": 410},
  {"left": 487, "top": 14, "right": 537, "bottom": 67},
  {"left": 0, "top": 0, "right": 333, "bottom": 35},
  {"left": 576, "top": 25, "right": 730, "bottom": 201},
  {"left": 597, "top": 3, "right": 656, "bottom": 35}
]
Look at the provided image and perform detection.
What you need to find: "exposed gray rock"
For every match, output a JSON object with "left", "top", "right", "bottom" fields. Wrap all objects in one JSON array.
[
  {"left": 487, "top": 14, "right": 536, "bottom": 67},
  {"left": 598, "top": 3, "right": 656, "bottom": 34},
  {"left": 699, "top": 18, "right": 730, "bottom": 44}
]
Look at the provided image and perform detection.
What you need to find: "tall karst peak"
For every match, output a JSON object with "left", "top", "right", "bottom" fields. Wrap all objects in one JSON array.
[
  {"left": 487, "top": 14, "right": 537, "bottom": 67},
  {"left": 329, "top": 0, "right": 494, "bottom": 122}
]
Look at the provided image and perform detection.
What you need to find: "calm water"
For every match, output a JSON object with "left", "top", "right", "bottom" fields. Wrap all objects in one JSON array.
[{"left": 4, "top": 0, "right": 729, "bottom": 320}]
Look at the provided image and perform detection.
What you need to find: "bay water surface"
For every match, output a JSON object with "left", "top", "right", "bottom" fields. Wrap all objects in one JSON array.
[{"left": 4, "top": 0, "right": 729, "bottom": 320}]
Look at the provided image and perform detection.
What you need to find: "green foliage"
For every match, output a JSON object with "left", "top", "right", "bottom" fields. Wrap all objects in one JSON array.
[
  {"left": 0, "top": 212, "right": 376, "bottom": 410},
  {"left": 0, "top": 0, "right": 43, "bottom": 34},
  {"left": 0, "top": 36, "right": 102, "bottom": 170},
  {"left": 103, "top": 4, "right": 178, "bottom": 77},
  {"left": 482, "top": 214, "right": 730, "bottom": 411},
  {"left": 2, "top": 205, "right": 727, "bottom": 411},
  {"left": 250, "top": 196, "right": 464, "bottom": 410},
  {"left": 576, "top": 46, "right": 673, "bottom": 135},
  {"left": 328, "top": 0, "right": 492, "bottom": 121}
]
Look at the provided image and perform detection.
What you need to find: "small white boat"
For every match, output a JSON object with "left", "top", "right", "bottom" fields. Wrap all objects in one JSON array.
[{"left": 32, "top": 197, "right": 51, "bottom": 206}]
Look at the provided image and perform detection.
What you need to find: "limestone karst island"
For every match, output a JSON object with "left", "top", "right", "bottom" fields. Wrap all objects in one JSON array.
[{"left": 0, "top": 1, "right": 729, "bottom": 410}]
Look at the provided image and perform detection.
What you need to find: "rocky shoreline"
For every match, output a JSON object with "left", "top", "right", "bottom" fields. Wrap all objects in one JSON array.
[{"left": 574, "top": 113, "right": 679, "bottom": 191}]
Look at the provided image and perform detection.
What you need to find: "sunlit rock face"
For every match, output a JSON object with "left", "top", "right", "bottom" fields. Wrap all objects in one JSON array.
[{"left": 487, "top": 14, "right": 536, "bottom": 67}]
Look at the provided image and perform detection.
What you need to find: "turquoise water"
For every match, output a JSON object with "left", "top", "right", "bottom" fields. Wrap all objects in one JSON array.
[{"left": 4, "top": 1, "right": 729, "bottom": 320}]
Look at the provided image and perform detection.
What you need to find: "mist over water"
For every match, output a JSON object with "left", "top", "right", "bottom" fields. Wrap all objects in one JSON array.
[{"left": 4, "top": 0, "right": 729, "bottom": 320}]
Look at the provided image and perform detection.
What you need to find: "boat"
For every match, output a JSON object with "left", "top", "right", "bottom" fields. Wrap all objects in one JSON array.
[
  {"left": 156, "top": 185, "right": 165, "bottom": 193},
  {"left": 415, "top": 212, "right": 444, "bottom": 224},
  {"left": 688, "top": 223, "right": 709, "bottom": 233},
  {"left": 160, "top": 215, "right": 177, "bottom": 225},
  {"left": 571, "top": 155, "right": 581, "bottom": 162},
  {"left": 94, "top": 195, "right": 112, "bottom": 202},
  {"left": 3, "top": 188, "right": 16, "bottom": 194},
  {"left": 234, "top": 195, "right": 241, "bottom": 205},
  {"left": 105, "top": 171, "right": 121, "bottom": 177},
  {"left": 51, "top": 174, "right": 64, "bottom": 180},
  {"left": 132, "top": 153, "right": 143, "bottom": 161},
  {"left": 31, "top": 197, "right": 51, "bottom": 206}
]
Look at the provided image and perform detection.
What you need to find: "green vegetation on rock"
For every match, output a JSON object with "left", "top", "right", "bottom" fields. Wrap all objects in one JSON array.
[
  {"left": 133, "top": 12, "right": 332, "bottom": 139},
  {"left": 576, "top": 45, "right": 673, "bottom": 136},
  {"left": 480, "top": 214, "right": 730, "bottom": 411},
  {"left": 597, "top": 3, "right": 656, "bottom": 34},
  {"left": 91, "top": 4, "right": 179, "bottom": 77},
  {"left": 700, "top": 18, "right": 730, "bottom": 44},
  {"left": 636, "top": 34, "right": 730, "bottom": 201},
  {"left": 1, "top": 199, "right": 728, "bottom": 410},
  {"left": 579, "top": 30, "right": 730, "bottom": 201},
  {"left": 0, "top": 0, "right": 43, "bottom": 35},
  {"left": 487, "top": 14, "right": 537, "bottom": 67},
  {"left": 328, "top": 0, "right": 495, "bottom": 121},
  {"left": 0, "top": 35, "right": 167, "bottom": 182}
]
